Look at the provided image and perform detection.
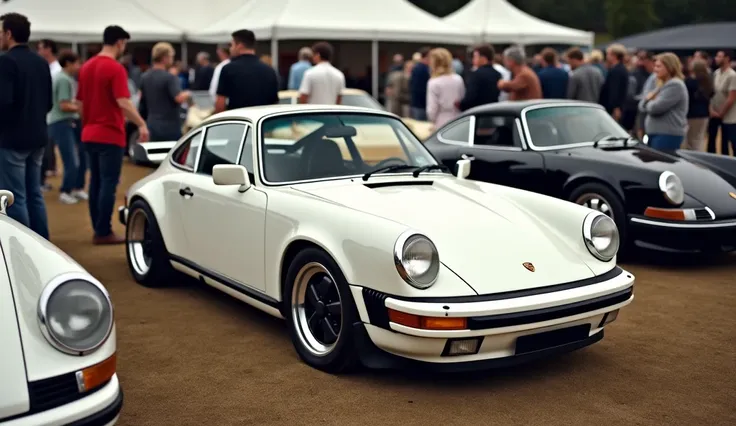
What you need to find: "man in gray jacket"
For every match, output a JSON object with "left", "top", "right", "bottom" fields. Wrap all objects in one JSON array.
[{"left": 565, "top": 48, "right": 603, "bottom": 103}]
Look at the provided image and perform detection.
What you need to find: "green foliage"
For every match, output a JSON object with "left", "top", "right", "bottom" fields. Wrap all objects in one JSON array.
[{"left": 605, "top": 0, "right": 659, "bottom": 38}]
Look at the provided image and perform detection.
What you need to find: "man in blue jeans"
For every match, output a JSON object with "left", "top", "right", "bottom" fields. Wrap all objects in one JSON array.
[{"left": 0, "top": 13, "right": 52, "bottom": 239}]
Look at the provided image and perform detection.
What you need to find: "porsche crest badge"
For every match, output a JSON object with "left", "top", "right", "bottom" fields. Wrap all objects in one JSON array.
[
  {"left": 730, "top": 192, "right": 736, "bottom": 200},
  {"left": 523, "top": 262, "right": 535, "bottom": 272}
]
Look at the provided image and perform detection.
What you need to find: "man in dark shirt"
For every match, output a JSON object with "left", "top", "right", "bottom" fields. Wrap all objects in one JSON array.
[
  {"left": 192, "top": 52, "right": 214, "bottom": 90},
  {"left": 458, "top": 44, "right": 501, "bottom": 111},
  {"left": 599, "top": 44, "right": 629, "bottom": 122},
  {"left": 0, "top": 13, "right": 52, "bottom": 238},
  {"left": 409, "top": 47, "right": 431, "bottom": 120},
  {"left": 536, "top": 48, "right": 569, "bottom": 99},
  {"left": 215, "top": 29, "right": 279, "bottom": 112}
]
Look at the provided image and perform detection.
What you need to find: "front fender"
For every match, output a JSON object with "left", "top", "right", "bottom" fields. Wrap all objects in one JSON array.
[
  {"left": 0, "top": 217, "right": 116, "bottom": 381},
  {"left": 563, "top": 171, "right": 626, "bottom": 201},
  {"left": 263, "top": 190, "right": 475, "bottom": 301}
]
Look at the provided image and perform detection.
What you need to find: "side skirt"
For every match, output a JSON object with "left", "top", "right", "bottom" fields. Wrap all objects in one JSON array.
[{"left": 169, "top": 255, "right": 284, "bottom": 319}]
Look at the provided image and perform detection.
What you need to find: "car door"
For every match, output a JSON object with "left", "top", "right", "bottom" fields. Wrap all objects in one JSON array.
[
  {"left": 177, "top": 121, "right": 268, "bottom": 293},
  {"left": 165, "top": 130, "right": 204, "bottom": 258},
  {"left": 463, "top": 114, "right": 546, "bottom": 193}
]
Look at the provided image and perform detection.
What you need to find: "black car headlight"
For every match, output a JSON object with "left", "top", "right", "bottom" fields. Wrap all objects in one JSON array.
[
  {"left": 38, "top": 273, "right": 114, "bottom": 356},
  {"left": 583, "top": 212, "right": 620, "bottom": 262},
  {"left": 394, "top": 231, "right": 440, "bottom": 289}
]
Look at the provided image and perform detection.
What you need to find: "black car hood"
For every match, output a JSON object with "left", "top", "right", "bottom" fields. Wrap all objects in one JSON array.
[{"left": 559, "top": 145, "right": 736, "bottom": 217}]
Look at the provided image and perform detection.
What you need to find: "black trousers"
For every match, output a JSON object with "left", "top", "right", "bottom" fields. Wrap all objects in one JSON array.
[
  {"left": 40, "top": 136, "right": 57, "bottom": 184},
  {"left": 707, "top": 117, "right": 726, "bottom": 154}
]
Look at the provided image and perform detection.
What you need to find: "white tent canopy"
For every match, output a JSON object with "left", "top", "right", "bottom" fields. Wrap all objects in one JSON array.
[
  {"left": 444, "top": 0, "right": 593, "bottom": 46},
  {"left": 0, "top": 0, "right": 184, "bottom": 42},
  {"left": 127, "top": 0, "right": 246, "bottom": 34},
  {"left": 189, "top": 0, "right": 474, "bottom": 45}
]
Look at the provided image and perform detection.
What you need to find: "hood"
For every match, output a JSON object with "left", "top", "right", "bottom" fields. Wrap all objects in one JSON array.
[
  {"left": 558, "top": 146, "right": 736, "bottom": 216},
  {"left": 0, "top": 243, "right": 29, "bottom": 419},
  {"left": 293, "top": 178, "right": 596, "bottom": 295}
]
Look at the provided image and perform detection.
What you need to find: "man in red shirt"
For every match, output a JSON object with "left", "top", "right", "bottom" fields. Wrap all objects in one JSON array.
[{"left": 77, "top": 26, "right": 148, "bottom": 245}]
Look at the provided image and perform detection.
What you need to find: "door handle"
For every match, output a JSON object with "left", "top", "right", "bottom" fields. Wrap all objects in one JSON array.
[{"left": 179, "top": 187, "right": 194, "bottom": 197}]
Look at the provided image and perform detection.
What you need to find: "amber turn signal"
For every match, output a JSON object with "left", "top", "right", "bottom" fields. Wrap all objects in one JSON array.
[
  {"left": 76, "top": 353, "right": 116, "bottom": 393},
  {"left": 388, "top": 309, "right": 467, "bottom": 330},
  {"left": 643, "top": 207, "right": 686, "bottom": 220}
]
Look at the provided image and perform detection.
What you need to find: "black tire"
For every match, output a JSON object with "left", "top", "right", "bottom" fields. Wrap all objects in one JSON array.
[
  {"left": 125, "top": 200, "right": 172, "bottom": 287},
  {"left": 568, "top": 182, "right": 631, "bottom": 256},
  {"left": 284, "top": 248, "right": 359, "bottom": 374}
]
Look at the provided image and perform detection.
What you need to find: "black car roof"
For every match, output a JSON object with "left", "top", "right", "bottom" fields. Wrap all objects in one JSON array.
[{"left": 460, "top": 100, "right": 604, "bottom": 118}]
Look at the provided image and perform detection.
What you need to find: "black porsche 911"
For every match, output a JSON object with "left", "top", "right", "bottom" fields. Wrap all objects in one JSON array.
[{"left": 425, "top": 100, "right": 736, "bottom": 255}]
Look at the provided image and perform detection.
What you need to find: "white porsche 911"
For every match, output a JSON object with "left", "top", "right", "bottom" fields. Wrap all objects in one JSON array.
[
  {"left": 119, "top": 105, "right": 634, "bottom": 373},
  {"left": 0, "top": 191, "right": 121, "bottom": 425}
]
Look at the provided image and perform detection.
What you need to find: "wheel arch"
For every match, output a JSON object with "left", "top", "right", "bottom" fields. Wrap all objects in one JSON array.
[
  {"left": 278, "top": 238, "right": 346, "bottom": 309},
  {"left": 562, "top": 173, "right": 626, "bottom": 204}
]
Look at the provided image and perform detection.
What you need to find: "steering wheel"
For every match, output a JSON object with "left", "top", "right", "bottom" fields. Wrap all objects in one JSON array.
[{"left": 372, "top": 157, "right": 407, "bottom": 169}]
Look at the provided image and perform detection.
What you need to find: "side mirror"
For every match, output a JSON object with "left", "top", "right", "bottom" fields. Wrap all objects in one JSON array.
[
  {"left": 212, "top": 164, "right": 251, "bottom": 193},
  {"left": 0, "top": 189, "right": 15, "bottom": 215},
  {"left": 456, "top": 158, "right": 472, "bottom": 179}
]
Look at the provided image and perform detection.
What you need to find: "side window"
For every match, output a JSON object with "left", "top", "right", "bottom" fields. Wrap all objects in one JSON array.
[
  {"left": 197, "top": 123, "right": 246, "bottom": 175},
  {"left": 238, "top": 127, "right": 254, "bottom": 174},
  {"left": 474, "top": 115, "right": 521, "bottom": 148},
  {"left": 438, "top": 117, "right": 470, "bottom": 144},
  {"left": 171, "top": 131, "right": 203, "bottom": 170}
]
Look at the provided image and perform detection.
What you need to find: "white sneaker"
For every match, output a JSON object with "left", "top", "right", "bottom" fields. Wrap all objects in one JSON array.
[
  {"left": 72, "top": 190, "right": 89, "bottom": 200},
  {"left": 59, "top": 193, "right": 79, "bottom": 204}
]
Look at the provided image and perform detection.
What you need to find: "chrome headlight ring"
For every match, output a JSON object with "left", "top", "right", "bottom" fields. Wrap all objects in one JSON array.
[
  {"left": 658, "top": 171, "right": 684, "bottom": 205},
  {"left": 582, "top": 212, "right": 620, "bottom": 262},
  {"left": 393, "top": 231, "right": 440, "bottom": 289},
  {"left": 37, "top": 272, "right": 114, "bottom": 356}
]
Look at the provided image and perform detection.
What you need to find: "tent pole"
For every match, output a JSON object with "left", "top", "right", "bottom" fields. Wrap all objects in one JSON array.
[
  {"left": 271, "top": 37, "right": 279, "bottom": 71},
  {"left": 71, "top": 42, "right": 78, "bottom": 54},
  {"left": 371, "top": 39, "right": 378, "bottom": 99},
  {"left": 181, "top": 40, "right": 188, "bottom": 68}
]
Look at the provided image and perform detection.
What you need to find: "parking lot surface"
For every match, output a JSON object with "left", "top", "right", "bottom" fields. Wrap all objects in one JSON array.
[{"left": 44, "top": 162, "right": 736, "bottom": 426}]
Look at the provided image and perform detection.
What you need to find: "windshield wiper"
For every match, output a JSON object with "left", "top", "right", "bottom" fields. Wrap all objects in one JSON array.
[
  {"left": 362, "top": 164, "right": 419, "bottom": 181},
  {"left": 411, "top": 164, "right": 449, "bottom": 177},
  {"left": 593, "top": 136, "right": 636, "bottom": 148}
]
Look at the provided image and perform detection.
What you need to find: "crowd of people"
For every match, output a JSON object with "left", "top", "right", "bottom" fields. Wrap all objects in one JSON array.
[
  {"left": 381, "top": 43, "right": 736, "bottom": 154},
  {"left": 1, "top": 10, "right": 735, "bottom": 243}
]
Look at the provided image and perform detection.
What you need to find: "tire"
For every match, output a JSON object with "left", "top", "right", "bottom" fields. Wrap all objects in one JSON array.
[
  {"left": 284, "top": 248, "right": 359, "bottom": 374},
  {"left": 568, "top": 182, "right": 631, "bottom": 256},
  {"left": 125, "top": 200, "right": 172, "bottom": 287}
]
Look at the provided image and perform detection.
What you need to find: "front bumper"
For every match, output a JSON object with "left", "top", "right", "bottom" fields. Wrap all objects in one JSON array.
[
  {"left": 629, "top": 215, "right": 736, "bottom": 253},
  {"left": 1, "top": 375, "right": 122, "bottom": 426},
  {"left": 350, "top": 267, "right": 634, "bottom": 370},
  {"left": 118, "top": 206, "right": 127, "bottom": 226}
]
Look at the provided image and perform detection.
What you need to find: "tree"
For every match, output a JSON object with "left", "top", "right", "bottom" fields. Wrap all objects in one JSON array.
[{"left": 605, "top": 0, "right": 659, "bottom": 38}]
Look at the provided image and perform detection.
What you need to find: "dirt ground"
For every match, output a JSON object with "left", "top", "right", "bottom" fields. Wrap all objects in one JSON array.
[{"left": 42, "top": 161, "right": 735, "bottom": 426}]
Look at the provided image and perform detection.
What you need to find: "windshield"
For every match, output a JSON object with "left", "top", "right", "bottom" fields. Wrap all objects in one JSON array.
[
  {"left": 525, "top": 106, "right": 631, "bottom": 148},
  {"left": 260, "top": 113, "right": 437, "bottom": 183}
]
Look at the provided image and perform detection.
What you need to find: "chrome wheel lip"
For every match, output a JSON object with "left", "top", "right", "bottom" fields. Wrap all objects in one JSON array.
[
  {"left": 291, "top": 262, "right": 342, "bottom": 357},
  {"left": 127, "top": 209, "right": 153, "bottom": 276},
  {"left": 575, "top": 193, "right": 615, "bottom": 221}
]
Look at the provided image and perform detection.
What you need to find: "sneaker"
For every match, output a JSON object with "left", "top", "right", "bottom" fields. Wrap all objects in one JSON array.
[
  {"left": 41, "top": 183, "right": 53, "bottom": 192},
  {"left": 71, "top": 190, "right": 89, "bottom": 200},
  {"left": 92, "top": 233, "right": 125, "bottom": 245},
  {"left": 59, "top": 192, "right": 79, "bottom": 204}
]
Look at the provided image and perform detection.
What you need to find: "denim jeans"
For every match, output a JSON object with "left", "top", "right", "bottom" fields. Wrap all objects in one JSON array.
[
  {"left": 147, "top": 119, "right": 182, "bottom": 142},
  {"left": 49, "top": 119, "right": 87, "bottom": 193},
  {"left": 85, "top": 142, "right": 124, "bottom": 237},
  {"left": 0, "top": 147, "right": 49, "bottom": 239},
  {"left": 648, "top": 134, "right": 684, "bottom": 151},
  {"left": 410, "top": 107, "right": 427, "bottom": 121}
]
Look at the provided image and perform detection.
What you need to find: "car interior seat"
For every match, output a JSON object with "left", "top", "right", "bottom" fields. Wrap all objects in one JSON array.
[
  {"left": 301, "top": 138, "right": 346, "bottom": 180},
  {"left": 527, "top": 120, "right": 559, "bottom": 146}
]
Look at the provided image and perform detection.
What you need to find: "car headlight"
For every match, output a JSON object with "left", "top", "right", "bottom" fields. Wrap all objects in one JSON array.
[
  {"left": 394, "top": 231, "right": 440, "bottom": 289},
  {"left": 658, "top": 171, "right": 684, "bottom": 205},
  {"left": 583, "top": 213, "right": 619, "bottom": 262},
  {"left": 38, "top": 273, "right": 113, "bottom": 355}
]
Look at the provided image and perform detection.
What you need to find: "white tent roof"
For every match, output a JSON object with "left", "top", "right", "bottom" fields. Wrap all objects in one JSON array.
[
  {"left": 190, "top": 0, "right": 474, "bottom": 45},
  {"left": 128, "top": 0, "right": 246, "bottom": 34},
  {"left": 444, "top": 0, "right": 593, "bottom": 46},
  {"left": 0, "top": 0, "right": 184, "bottom": 42}
]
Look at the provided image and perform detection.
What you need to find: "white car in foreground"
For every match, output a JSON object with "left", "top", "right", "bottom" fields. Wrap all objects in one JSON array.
[
  {"left": 0, "top": 191, "right": 121, "bottom": 425},
  {"left": 119, "top": 105, "right": 634, "bottom": 373}
]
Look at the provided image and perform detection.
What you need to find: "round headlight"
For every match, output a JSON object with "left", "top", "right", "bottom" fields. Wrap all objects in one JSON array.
[
  {"left": 583, "top": 213, "right": 620, "bottom": 261},
  {"left": 658, "top": 171, "right": 684, "bottom": 205},
  {"left": 394, "top": 232, "right": 440, "bottom": 289},
  {"left": 38, "top": 273, "right": 113, "bottom": 355}
]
